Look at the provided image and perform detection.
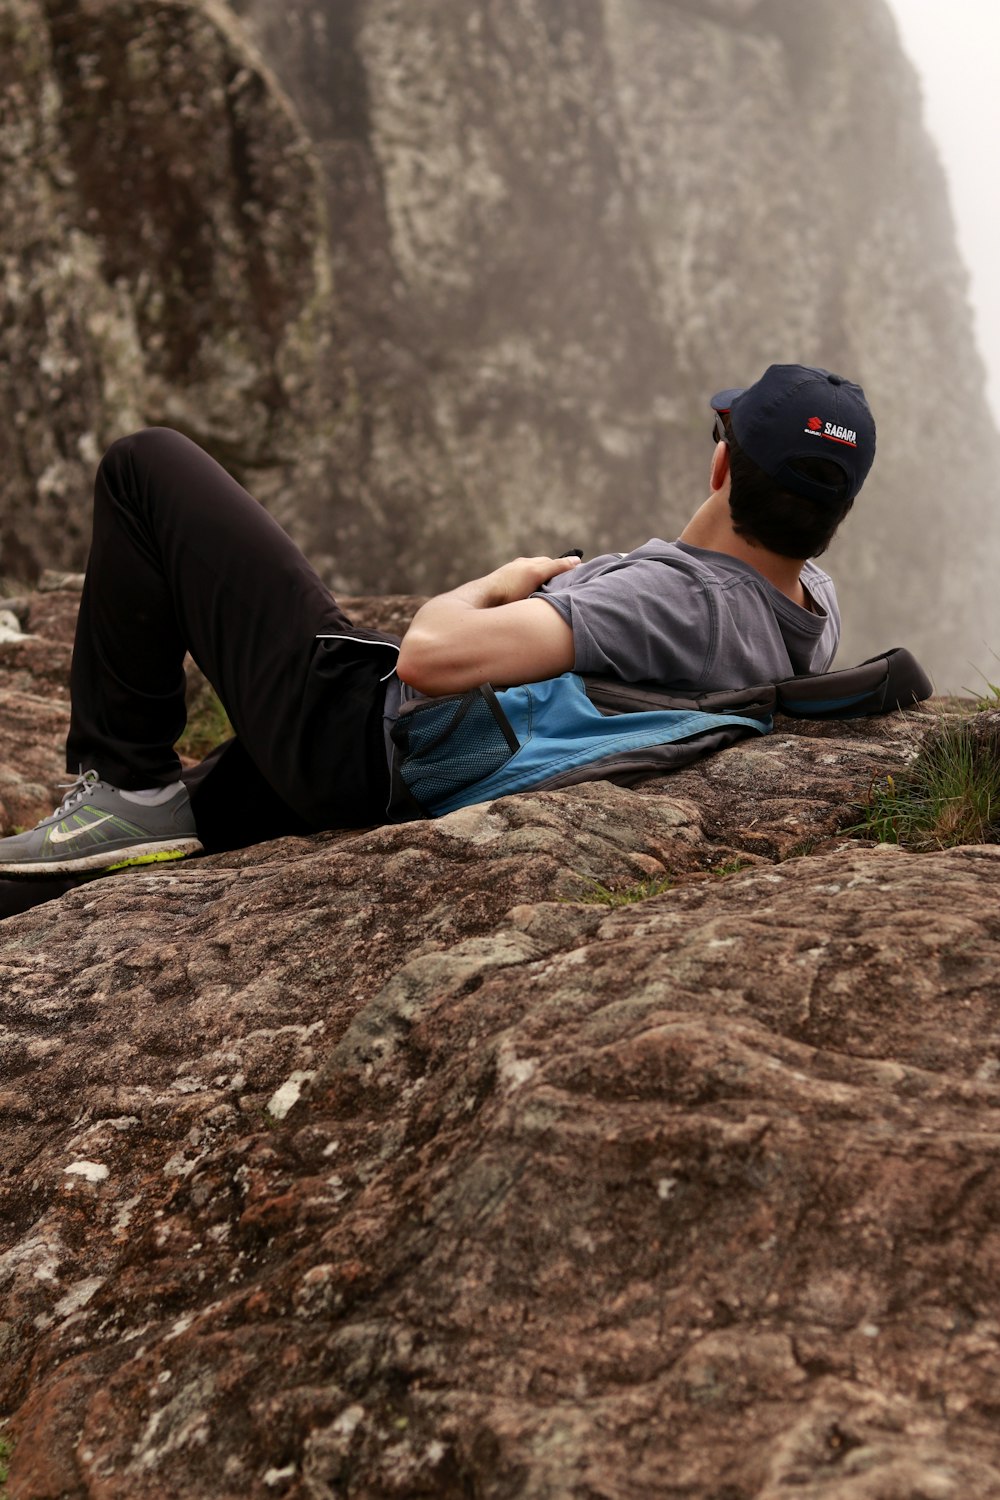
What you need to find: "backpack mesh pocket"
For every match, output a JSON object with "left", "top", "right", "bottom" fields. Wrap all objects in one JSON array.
[{"left": 391, "top": 685, "right": 519, "bottom": 812}]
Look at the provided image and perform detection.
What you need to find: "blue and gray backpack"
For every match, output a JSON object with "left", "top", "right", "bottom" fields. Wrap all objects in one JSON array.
[{"left": 388, "top": 647, "right": 932, "bottom": 820}]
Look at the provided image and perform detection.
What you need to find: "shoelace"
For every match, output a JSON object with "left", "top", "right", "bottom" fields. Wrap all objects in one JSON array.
[{"left": 52, "top": 769, "right": 103, "bottom": 820}]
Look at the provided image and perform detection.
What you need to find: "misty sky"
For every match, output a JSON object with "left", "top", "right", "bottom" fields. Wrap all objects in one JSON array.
[{"left": 885, "top": 0, "right": 999, "bottom": 411}]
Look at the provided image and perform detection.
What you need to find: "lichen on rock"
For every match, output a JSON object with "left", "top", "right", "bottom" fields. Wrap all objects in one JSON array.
[{"left": 0, "top": 0, "right": 347, "bottom": 578}]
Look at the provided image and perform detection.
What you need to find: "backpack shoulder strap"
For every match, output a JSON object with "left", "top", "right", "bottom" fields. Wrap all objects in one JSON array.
[
  {"left": 583, "top": 676, "right": 776, "bottom": 719},
  {"left": 774, "top": 647, "right": 933, "bottom": 718},
  {"left": 583, "top": 647, "right": 932, "bottom": 723}
]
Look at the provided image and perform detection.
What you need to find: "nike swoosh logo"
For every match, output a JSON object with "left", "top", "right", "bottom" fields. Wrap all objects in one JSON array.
[{"left": 49, "top": 815, "right": 116, "bottom": 845}]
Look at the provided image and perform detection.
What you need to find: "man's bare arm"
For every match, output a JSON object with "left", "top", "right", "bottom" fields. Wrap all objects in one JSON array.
[{"left": 396, "top": 555, "right": 579, "bottom": 696}]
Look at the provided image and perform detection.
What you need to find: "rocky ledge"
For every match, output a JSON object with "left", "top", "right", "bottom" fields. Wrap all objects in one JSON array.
[{"left": 2, "top": 591, "right": 997, "bottom": 1499}]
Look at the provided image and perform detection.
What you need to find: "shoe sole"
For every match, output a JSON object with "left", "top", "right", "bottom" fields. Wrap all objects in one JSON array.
[{"left": 0, "top": 838, "right": 204, "bottom": 877}]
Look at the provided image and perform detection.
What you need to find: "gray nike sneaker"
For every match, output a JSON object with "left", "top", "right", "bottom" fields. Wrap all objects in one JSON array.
[{"left": 0, "top": 770, "right": 203, "bottom": 875}]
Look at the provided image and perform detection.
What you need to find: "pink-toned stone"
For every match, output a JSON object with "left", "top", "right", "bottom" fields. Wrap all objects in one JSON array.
[{"left": 4, "top": 583, "right": 994, "bottom": 1499}]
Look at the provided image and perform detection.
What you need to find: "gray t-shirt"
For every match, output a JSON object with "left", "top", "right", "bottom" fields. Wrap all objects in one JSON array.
[{"left": 534, "top": 539, "right": 840, "bottom": 690}]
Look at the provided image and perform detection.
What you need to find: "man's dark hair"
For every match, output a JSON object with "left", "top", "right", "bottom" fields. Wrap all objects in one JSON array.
[{"left": 721, "top": 414, "right": 854, "bottom": 558}]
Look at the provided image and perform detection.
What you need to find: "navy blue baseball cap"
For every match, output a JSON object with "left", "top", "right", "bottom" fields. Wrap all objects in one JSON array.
[{"left": 710, "top": 364, "right": 876, "bottom": 505}]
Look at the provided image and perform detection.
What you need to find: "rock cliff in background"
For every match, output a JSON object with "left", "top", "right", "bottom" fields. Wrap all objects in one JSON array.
[
  {"left": 0, "top": 0, "right": 353, "bottom": 571},
  {"left": 5, "top": 592, "right": 1000, "bottom": 1497},
  {"left": 1, "top": 0, "right": 995, "bottom": 683}
]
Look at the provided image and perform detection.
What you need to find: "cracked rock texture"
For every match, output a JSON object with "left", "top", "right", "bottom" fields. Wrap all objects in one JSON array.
[
  {"left": 1, "top": 0, "right": 998, "bottom": 685},
  {"left": 5, "top": 588, "right": 1000, "bottom": 1499}
]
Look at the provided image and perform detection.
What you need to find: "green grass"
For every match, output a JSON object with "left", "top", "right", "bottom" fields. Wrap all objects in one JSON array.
[
  {"left": 575, "top": 873, "right": 673, "bottom": 906},
  {"left": 963, "top": 649, "right": 1000, "bottom": 711},
  {"left": 178, "top": 679, "right": 233, "bottom": 762},
  {"left": 853, "top": 715, "right": 1000, "bottom": 851},
  {"left": 0, "top": 1434, "right": 12, "bottom": 1488},
  {"left": 971, "top": 680, "right": 1000, "bottom": 712}
]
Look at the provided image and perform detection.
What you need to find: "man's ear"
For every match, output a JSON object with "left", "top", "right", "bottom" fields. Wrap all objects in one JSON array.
[{"left": 709, "top": 440, "right": 730, "bottom": 494}]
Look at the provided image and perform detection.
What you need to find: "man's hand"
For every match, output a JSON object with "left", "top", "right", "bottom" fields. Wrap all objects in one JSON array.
[
  {"left": 397, "top": 554, "right": 580, "bottom": 696},
  {"left": 474, "top": 554, "right": 582, "bottom": 606}
]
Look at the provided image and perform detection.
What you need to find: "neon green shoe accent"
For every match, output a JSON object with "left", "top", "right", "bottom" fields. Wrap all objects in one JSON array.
[{"left": 104, "top": 848, "right": 197, "bottom": 872}]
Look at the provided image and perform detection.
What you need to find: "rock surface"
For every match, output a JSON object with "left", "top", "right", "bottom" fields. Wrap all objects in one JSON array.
[
  {"left": 0, "top": 0, "right": 347, "bottom": 575},
  {"left": 5, "top": 587, "right": 1000, "bottom": 1498},
  {"left": 1, "top": 0, "right": 997, "bottom": 684}
]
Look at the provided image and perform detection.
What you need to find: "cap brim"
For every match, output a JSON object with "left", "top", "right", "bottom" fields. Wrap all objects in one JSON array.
[{"left": 710, "top": 387, "right": 744, "bottom": 413}]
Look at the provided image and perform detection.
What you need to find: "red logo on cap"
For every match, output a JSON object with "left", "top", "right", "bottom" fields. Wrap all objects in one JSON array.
[{"left": 806, "top": 416, "right": 823, "bottom": 431}]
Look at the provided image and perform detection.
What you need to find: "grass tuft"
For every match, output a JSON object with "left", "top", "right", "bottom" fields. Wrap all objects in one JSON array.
[
  {"left": 178, "top": 678, "right": 233, "bottom": 762},
  {"left": 963, "top": 649, "right": 1000, "bottom": 711},
  {"left": 853, "top": 713, "right": 1000, "bottom": 851},
  {"left": 575, "top": 874, "right": 673, "bottom": 906}
]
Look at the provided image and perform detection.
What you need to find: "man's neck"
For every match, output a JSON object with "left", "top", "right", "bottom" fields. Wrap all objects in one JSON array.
[{"left": 678, "top": 491, "right": 811, "bottom": 608}]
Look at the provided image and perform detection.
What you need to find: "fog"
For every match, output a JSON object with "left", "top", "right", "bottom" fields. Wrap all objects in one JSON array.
[
  {"left": 2, "top": 0, "right": 995, "bottom": 689},
  {"left": 885, "top": 0, "right": 1000, "bottom": 412}
]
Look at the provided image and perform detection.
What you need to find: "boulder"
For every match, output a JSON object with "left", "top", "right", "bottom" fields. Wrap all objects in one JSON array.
[{"left": 5, "top": 585, "right": 1000, "bottom": 1497}]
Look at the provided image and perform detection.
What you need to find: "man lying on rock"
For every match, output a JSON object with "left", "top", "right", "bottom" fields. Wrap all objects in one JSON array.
[{"left": 0, "top": 363, "right": 874, "bottom": 884}]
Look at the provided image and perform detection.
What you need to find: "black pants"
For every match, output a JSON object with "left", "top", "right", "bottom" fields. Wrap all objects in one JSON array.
[{"left": 66, "top": 428, "right": 398, "bottom": 851}]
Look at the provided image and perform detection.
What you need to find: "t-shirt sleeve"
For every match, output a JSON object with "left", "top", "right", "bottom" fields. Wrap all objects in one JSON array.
[{"left": 535, "top": 558, "right": 717, "bottom": 685}]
